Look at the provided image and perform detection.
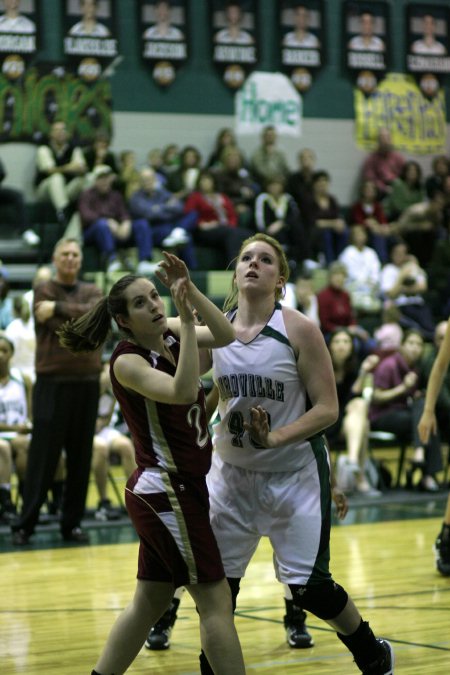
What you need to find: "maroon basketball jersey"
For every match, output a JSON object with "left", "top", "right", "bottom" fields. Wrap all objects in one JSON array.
[{"left": 110, "top": 333, "right": 212, "bottom": 476}]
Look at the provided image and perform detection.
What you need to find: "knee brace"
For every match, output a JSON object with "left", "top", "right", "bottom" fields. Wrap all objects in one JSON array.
[{"left": 288, "top": 581, "right": 348, "bottom": 621}]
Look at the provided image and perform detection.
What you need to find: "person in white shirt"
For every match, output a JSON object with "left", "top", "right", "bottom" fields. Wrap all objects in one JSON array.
[
  {"left": 283, "top": 4, "right": 320, "bottom": 48},
  {"left": 348, "top": 11, "right": 385, "bottom": 52},
  {"left": 411, "top": 14, "right": 447, "bottom": 55},
  {"left": 69, "top": 0, "right": 110, "bottom": 37},
  {"left": 215, "top": 2, "right": 253, "bottom": 44},
  {"left": 0, "top": 0, "right": 35, "bottom": 33},
  {"left": 339, "top": 225, "right": 381, "bottom": 313},
  {"left": 143, "top": 0, "right": 184, "bottom": 41}
]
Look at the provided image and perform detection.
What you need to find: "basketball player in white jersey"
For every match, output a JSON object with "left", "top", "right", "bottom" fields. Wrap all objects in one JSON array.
[{"left": 199, "top": 233, "right": 394, "bottom": 674}]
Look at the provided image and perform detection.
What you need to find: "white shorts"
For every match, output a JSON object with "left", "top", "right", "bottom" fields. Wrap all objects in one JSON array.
[
  {"left": 96, "top": 426, "right": 122, "bottom": 445},
  {"left": 207, "top": 442, "right": 332, "bottom": 586}
]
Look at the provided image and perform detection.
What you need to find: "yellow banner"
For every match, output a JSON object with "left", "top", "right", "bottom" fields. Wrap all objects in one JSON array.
[{"left": 354, "top": 73, "right": 446, "bottom": 154}]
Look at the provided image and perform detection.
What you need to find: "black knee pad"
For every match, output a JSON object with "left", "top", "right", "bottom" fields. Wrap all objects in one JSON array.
[{"left": 289, "top": 581, "right": 348, "bottom": 621}]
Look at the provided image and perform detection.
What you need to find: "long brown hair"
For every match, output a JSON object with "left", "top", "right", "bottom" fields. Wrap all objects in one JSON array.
[
  {"left": 223, "top": 233, "right": 290, "bottom": 312},
  {"left": 57, "top": 274, "right": 142, "bottom": 353}
]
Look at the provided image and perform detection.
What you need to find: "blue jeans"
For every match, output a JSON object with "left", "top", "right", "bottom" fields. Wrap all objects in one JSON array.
[
  {"left": 150, "top": 211, "right": 198, "bottom": 269},
  {"left": 83, "top": 217, "right": 151, "bottom": 261}
]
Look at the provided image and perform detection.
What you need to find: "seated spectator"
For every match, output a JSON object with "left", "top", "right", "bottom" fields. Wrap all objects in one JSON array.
[
  {"left": 0, "top": 157, "right": 38, "bottom": 246},
  {"left": 254, "top": 175, "right": 307, "bottom": 269},
  {"left": 0, "top": 334, "right": 32, "bottom": 523},
  {"left": 302, "top": 170, "right": 348, "bottom": 265},
  {"left": 250, "top": 125, "right": 290, "bottom": 186},
  {"left": 167, "top": 145, "right": 203, "bottom": 200},
  {"left": 5, "top": 296, "right": 35, "bottom": 382},
  {"left": 146, "top": 148, "right": 168, "bottom": 187},
  {"left": 383, "top": 160, "right": 425, "bottom": 221},
  {"left": 349, "top": 179, "right": 392, "bottom": 262},
  {"left": 362, "top": 127, "right": 406, "bottom": 199},
  {"left": 129, "top": 168, "right": 197, "bottom": 269},
  {"left": 35, "top": 120, "right": 87, "bottom": 226},
  {"left": 161, "top": 143, "right": 180, "bottom": 176},
  {"left": 78, "top": 165, "right": 155, "bottom": 275},
  {"left": 215, "top": 146, "right": 259, "bottom": 228},
  {"left": 317, "top": 262, "right": 373, "bottom": 353},
  {"left": 285, "top": 270, "right": 320, "bottom": 325},
  {"left": 325, "top": 329, "right": 381, "bottom": 496},
  {"left": 286, "top": 147, "right": 317, "bottom": 214},
  {"left": 425, "top": 154, "right": 449, "bottom": 199},
  {"left": 380, "top": 240, "right": 435, "bottom": 340},
  {"left": 184, "top": 170, "right": 252, "bottom": 265},
  {"left": 369, "top": 329, "right": 442, "bottom": 492},
  {"left": 83, "top": 129, "right": 119, "bottom": 185},
  {"left": 339, "top": 224, "right": 382, "bottom": 313},
  {"left": 0, "top": 270, "right": 13, "bottom": 330},
  {"left": 119, "top": 150, "right": 141, "bottom": 201},
  {"left": 207, "top": 127, "right": 238, "bottom": 170},
  {"left": 392, "top": 188, "right": 445, "bottom": 267},
  {"left": 92, "top": 363, "right": 136, "bottom": 521},
  {"left": 373, "top": 305, "right": 403, "bottom": 357}
]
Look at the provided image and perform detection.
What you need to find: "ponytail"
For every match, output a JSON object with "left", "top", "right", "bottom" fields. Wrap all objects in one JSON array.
[{"left": 57, "top": 297, "right": 112, "bottom": 353}]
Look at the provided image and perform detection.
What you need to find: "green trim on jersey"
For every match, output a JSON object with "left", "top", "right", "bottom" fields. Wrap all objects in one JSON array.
[
  {"left": 261, "top": 325, "right": 291, "bottom": 347},
  {"left": 307, "top": 434, "right": 332, "bottom": 585}
]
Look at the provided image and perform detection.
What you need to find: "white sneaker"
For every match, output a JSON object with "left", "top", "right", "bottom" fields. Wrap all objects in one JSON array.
[
  {"left": 106, "top": 259, "right": 122, "bottom": 274},
  {"left": 162, "top": 227, "right": 190, "bottom": 248},
  {"left": 137, "top": 260, "right": 160, "bottom": 275},
  {"left": 22, "top": 229, "right": 41, "bottom": 247}
]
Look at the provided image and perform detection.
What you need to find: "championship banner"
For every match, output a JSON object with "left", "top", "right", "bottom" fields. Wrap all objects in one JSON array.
[
  {"left": 235, "top": 71, "right": 302, "bottom": 137},
  {"left": 279, "top": 1, "right": 325, "bottom": 93},
  {"left": 354, "top": 72, "right": 446, "bottom": 155},
  {"left": 63, "top": 0, "right": 118, "bottom": 83},
  {"left": 344, "top": 1, "right": 390, "bottom": 95},
  {"left": 211, "top": 0, "right": 258, "bottom": 89},
  {"left": 0, "top": 0, "right": 39, "bottom": 83},
  {"left": 0, "top": 63, "right": 112, "bottom": 144},
  {"left": 405, "top": 3, "right": 450, "bottom": 98},
  {"left": 139, "top": 0, "right": 188, "bottom": 87}
]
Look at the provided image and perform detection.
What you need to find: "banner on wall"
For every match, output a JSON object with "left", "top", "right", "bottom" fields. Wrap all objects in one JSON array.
[
  {"left": 235, "top": 71, "right": 302, "bottom": 136},
  {"left": 344, "top": 1, "right": 390, "bottom": 95},
  {"left": 0, "top": 0, "right": 39, "bottom": 85},
  {"left": 63, "top": 0, "right": 118, "bottom": 83},
  {"left": 354, "top": 73, "right": 446, "bottom": 154},
  {"left": 405, "top": 2, "right": 450, "bottom": 98},
  {"left": 279, "top": 0, "right": 325, "bottom": 93},
  {"left": 0, "top": 63, "right": 112, "bottom": 144},
  {"left": 139, "top": 0, "right": 188, "bottom": 87},
  {"left": 211, "top": 0, "right": 258, "bottom": 89}
]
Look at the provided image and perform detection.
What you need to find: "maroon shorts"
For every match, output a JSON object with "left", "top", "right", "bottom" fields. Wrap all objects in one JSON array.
[{"left": 125, "top": 469, "right": 225, "bottom": 587}]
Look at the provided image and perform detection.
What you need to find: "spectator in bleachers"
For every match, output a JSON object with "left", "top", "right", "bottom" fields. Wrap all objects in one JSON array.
[
  {"left": 83, "top": 129, "right": 119, "bottom": 185},
  {"left": 4, "top": 296, "right": 35, "bottom": 382},
  {"left": 301, "top": 170, "right": 348, "bottom": 265},
  {"left": 0, "top": 270, "right": 13, "bottom": 329},
  {"left": 161, "top": 143, "right": 180, "bottom": 176},
  {"left": 119, "top": 150, "right": 140, "bottom": 201},
  {"left": 184, "top": 170, "right": 251, "bottom": 266},
  {"left": 383, "top": 160, "right": 425, "bottom": 221},
  {"left": 380, "top": 240, "right": 435, "bottom": 340},
  {"left": 369, "top": 329, "right": 442, "bottom": 492},
  {"left": 0, "top": 157, "right": 38, "bottom": 246},
  {"left": 215, "top": 146, "right": 259, "bottom": 228},
  {"left": 338, "top": 224, "right": 381, "bottom": 314},
  {"left": 286, "top": 147, "right": 316, "bottom": 214},
  {"left": 373, "top": 305, "right": 403, "bottom": 357},
  {"left": 0, "top": 333, "right": 32, "bottom": 523},
  {"left": 167, "top": 145, "right": 203, "bottom": 200},
  {"left": 362, "top": 128, "right": 405, "bottom": 199},
  {"left": 207, "top": 127, "right": 238, "bottom": 170},
  {"left": 287, "top": 270, "right": 320, "bottom": 325},
  {"left": 325, "top": 329, "right": 381, "bottom": 496},
  {"left": 250, "top": 125, "right": 290, "bottom": 186},
  {"left": 317, "top": 262, "right": 373, "bottom": 353},
  {"left": 129, "top": 167, "right": 197, "bottom": 269},
  {"left": 91, "top": 363, "right": 136, "bottom": 521},
  {"left": 254, "top": 175, "right": 307, "bottom": 269},
  {"left": 78, "top": 165, "right": 155, "bottom": 275},
  {"left": 425, "top": 154, "right": 449, "bottom": 199},
  {"left": 349, "top": 179, "right": 391, "bottom": 262},
  {"left": 146, "top": 148, "right": 168, "bottom": 187},
  {"left": 35, "top": 120, "right": 87, "bottom": 226}
]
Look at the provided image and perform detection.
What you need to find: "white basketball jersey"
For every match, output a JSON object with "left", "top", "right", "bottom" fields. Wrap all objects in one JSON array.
[
  {"left": 212, "top": 303, "right": 315, "bottom": 472},
  {"left": 0, "top": 371, "right": 27, "bottom": 426}
]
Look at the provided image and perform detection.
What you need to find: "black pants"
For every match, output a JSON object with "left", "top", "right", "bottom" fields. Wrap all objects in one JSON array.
[
  {"left": 13, "top": 377, "right": 99, "bottom": 536},
  {"left": 0, "top": 185, "right": 28, "bottom": 231}
]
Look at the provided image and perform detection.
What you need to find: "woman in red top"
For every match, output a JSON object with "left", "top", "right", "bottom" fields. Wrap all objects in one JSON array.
[
  {"left": 184, "top": 170, "right": 252, "bottom": 265},
  {"left": 58, "top": 252, "right": 245, "bottom": 675}
]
